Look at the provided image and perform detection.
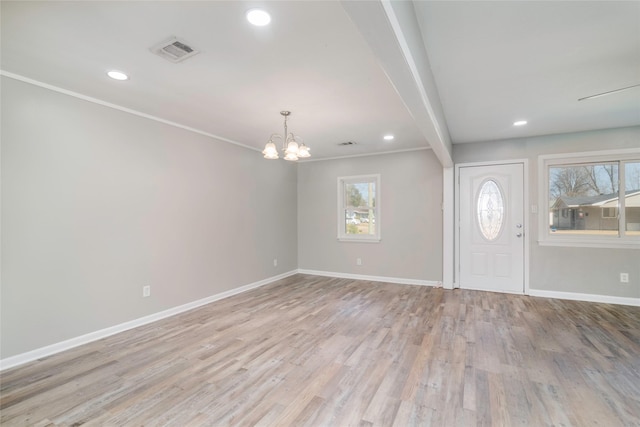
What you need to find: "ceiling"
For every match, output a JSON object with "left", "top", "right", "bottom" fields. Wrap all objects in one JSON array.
[{"left": 2, "top": 1, "right": 639, "bottom": 162}]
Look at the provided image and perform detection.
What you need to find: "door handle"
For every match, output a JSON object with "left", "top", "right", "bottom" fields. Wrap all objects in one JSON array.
[
  {"left": 516, "top": 223, "right": 522, "bottom": 228},
  {"left": 516, "top": 232, "right": 523, "bottom": 237}
]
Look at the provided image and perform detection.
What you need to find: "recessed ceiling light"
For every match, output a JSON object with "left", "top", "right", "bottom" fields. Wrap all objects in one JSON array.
[
  {"left": 246, "top": 9, "right": 271, "bottom": 26},
  {"left": 383, "top": 135, "right": 394, "bottom": 141},
  {"left": 107, "top": 70, "right": 128, "bottom": 81},
  {"left": 513, "top": 120, "right": 527, "bottom": 126}
]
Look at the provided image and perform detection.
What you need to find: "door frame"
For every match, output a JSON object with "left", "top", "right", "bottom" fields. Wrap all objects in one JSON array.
[{"left": 454, "top": 159, "right": 530, "bottom": 295}]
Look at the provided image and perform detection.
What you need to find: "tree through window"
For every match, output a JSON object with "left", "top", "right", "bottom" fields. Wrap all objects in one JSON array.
[
  {"left": 545, "top": 156, "right": 640, "bottom": 243},
  {"left": 337, "top": 174, "right": 380, "bottom": 242}
]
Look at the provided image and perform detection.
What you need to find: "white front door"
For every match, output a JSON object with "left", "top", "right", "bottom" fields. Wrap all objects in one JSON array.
[{"left": 459, "top": 163, "right": 525, "bottom": 293}]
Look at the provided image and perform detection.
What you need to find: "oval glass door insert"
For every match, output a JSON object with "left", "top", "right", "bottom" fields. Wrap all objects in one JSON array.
[{"left": 476, "top": 179, "right": 505, "bottom": 241}]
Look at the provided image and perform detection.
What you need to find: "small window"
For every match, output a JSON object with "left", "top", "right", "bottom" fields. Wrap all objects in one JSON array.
[
  {"left": 337, "top": 174, "right": 380, "bottom": 242},
  {"left": 602, "top": 207, "right": 617, "bottom": 218}
]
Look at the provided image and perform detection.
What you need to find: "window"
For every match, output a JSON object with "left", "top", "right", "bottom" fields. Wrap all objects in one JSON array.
[
  {"left": 540, "top": 150, "right": 640, "bottom": 248},
  {"left": 337, "top": 174, "right": 380, "bottom": 242}
]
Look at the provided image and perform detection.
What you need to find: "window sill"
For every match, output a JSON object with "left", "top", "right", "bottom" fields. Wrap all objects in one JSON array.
[
  {"left": 337, "top": 237, "right": 381, "bottom": 243},
  {"left": 538, "top": 238, "right": 640, "bottom": 250}
]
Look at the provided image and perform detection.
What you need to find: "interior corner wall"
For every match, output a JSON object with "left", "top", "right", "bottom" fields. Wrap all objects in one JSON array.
[
  {"left": 297, "top": 150, "right": 443, "bottom": 282},
  {"left": 453, "top": 126, "right": 640, "bottom": 300},
  {"left": 0, "top": 76, "right": 298, "bottom": 359}
]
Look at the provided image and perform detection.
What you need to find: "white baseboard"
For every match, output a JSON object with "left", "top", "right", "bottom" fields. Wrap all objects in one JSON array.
[
  {"left": 528, "top": 289, "right": 640, "bottom": 307},
  {"left": 0, "top": 270, "right": 297, "bottom": 372},
  {"left": 297, "top": 269, "right": 441, "bottom": 287},
  {"left": 6, "top": 272, "right": 632, "bottom": 371}
]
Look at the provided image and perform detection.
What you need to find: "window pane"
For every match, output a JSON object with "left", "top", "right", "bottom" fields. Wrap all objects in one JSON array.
[
  {"left": 345, "top": 182, "right": 375, "bottom": 209},
  {"left": 625, "top": 162, "right": 640, "bottom": 236},
  {"left": 338, "top": 174, "right": 380, "bottom": 241},
  {"left": 344, "top": 209, "right": 375, "bottom": 235},
  {"left": 548, "top": 163, "right": 619, "bottom": 235},
  {"left": 476, "top": 179, "right": 504, "bottom": 241},
  {"left": 344, "top": 181, "right": 376, "bottom": 235}
]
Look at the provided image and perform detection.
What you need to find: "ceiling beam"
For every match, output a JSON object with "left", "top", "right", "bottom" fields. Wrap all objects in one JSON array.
[{"left": 341, "top": 0, "right": 453, "bottom": 167}]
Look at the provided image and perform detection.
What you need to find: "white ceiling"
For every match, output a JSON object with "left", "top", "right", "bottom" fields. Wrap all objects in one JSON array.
[
  {"left": 414, "top": 1, "right": 640, "bottom": 144},
  {"left": 2, "top": 1, "right": 639, "bottom": 161}
]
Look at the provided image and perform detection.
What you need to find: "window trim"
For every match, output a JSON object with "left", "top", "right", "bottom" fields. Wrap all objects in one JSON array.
[
  {"left": 337, "top": 174, "right": 381, "bottom": 242},
  {"left": 538, "top": 148, "right": 640, "bottom": 249}
]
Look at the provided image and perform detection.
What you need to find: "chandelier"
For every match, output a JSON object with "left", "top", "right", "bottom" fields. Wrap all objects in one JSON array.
[{"left": 262, "top": 111, "right": 310, "bottom": 161}]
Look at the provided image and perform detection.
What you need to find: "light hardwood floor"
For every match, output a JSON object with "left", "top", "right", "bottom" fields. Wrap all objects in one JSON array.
[{"left": 1, "top": 274, "right": 639, "bottom": 426}]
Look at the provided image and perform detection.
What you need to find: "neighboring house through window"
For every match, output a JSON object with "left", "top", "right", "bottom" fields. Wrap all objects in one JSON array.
[
  {"left": 337, "top": 174, "right": 380, "bottom": 242},
  {"left": 540, "top": 149, "right": 640, "bottom": 248}
]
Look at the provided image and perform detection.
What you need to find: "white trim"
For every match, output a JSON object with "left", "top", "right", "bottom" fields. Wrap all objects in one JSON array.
[
  {"left": 2, "top": 71, "right": 433, "bottom": 164},
  {"left": 337, "top": 237, "right": 381, "bottom": 243},
  {"left": 539, "top": 239, "right": 640, "bottom": 249},
  {"left": 298, "top": 269, "right": 441, "bottom": 287},
  {"left": 299, "top": 147, "right": 431, "bottom": 163},
  {"left": 529, "top": 289, "right": 640, "bottom": 307},
  {"left": 539, "top": 147, "right": 640, "bottom": 161},
  {"left": 454, "top": 159, "right": 530, "bottom": 294},
  {"left": 0, "top": 70, "right": 259, "bottom": 152},
  {"left": 4, "top": 268, "right": 635, "bottom": 371},
  {"left": 523, "top": 160, "right": 531, "bottom": 296},
  {"left": 442, "top": 167, "right": 454, "bottom": 290},
  {"left": 0, "top": 270, "right": 297, "bottom": 371}
]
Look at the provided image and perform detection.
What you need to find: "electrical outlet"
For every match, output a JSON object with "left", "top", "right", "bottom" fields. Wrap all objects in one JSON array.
[
  {"left": 356, "top": 258, "right": 362, "bottom": 266},
  {"left": 620, "top": 273, "right": 629, "bottom": 283},
  {"left": 143, "top": 285, "right": 151, "bottom": 297},
  {"left": 273, "top": 258, "right": 278, "bottom": 267}
]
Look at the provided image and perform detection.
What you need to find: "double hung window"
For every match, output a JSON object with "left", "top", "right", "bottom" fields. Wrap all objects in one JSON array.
[{"left": 337, "top": 174, "right": 380, "bottom": 242}]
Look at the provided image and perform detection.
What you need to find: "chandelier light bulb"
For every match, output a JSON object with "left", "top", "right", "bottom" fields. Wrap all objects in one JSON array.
[
  {"left": 262, "top": 141, "right": 279, "bottom": 159},
  {"left": 285, "top": 140, "right": 299, "bottom": 155},
  {"left": 261, "top": 111, "right": 310, "bottom": 161},
  {"left": 297, "top": 143, "right": 311, "bottom": 158},
  {"left": 284, "top": 152, "right": 299, "bottom": 161}
]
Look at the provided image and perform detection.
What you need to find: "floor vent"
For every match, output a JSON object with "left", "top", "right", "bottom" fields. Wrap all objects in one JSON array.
[{"left": 150, "top": 36, "right": 199, "bottom": 63}]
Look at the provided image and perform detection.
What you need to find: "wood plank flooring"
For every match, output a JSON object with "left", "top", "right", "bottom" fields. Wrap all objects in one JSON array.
[{"left": 1, "top": 274, "right": 639, "bottom": 426}]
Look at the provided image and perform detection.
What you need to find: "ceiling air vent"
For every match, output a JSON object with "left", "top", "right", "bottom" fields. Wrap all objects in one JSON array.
[
  {"left": 338, "top": 141, "right": 357, "bottom": 146},
  {"left": 150, "top": 37, "right": 199, "bottom": 63}
]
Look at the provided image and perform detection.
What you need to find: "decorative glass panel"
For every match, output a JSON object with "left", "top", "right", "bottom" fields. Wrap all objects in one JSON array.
[{"left": 476, "top": 179, "right": 505, "bottom": 241}]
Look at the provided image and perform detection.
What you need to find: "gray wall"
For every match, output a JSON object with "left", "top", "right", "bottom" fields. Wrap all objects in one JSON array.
[
  {"left": 1, "top": 77, "right": 298, "bottom": 358},
  {"left": 297, "top": 150, "right": 443, "bottom": 281},
  {"left": 454, "top": 126, "right": 640, "bottom": 299}
]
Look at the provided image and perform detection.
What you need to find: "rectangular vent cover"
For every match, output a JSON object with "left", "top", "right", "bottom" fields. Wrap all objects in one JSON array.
[
  {"left": 151, "top": 37, "right": 199, "bottom": 63},
  {"left": 338, "top": 141, "right": 357, "bottom": 146}
]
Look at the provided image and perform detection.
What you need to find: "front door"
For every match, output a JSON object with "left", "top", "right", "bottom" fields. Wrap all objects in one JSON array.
[{"left": 459, "top": 163, "right": 525, "bottom": 293}]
